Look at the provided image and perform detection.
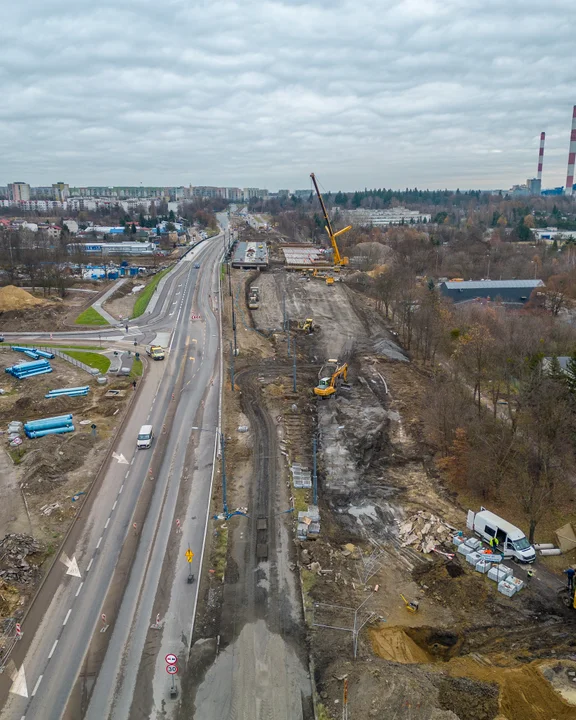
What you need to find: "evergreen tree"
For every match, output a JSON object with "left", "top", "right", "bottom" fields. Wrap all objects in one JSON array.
[
  {"left": 565, "top": 351, "right": 576, "bottom": 393},
  {"left": 547, "top": 355, "right": 566, "bottom": 384}
]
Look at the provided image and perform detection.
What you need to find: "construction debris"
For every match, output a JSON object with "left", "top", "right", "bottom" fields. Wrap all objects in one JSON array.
[
  {"left": 397, "top": 511, "right": 454, "bottom": 553},
  {"left": 0, "top": 534, "right": 44, "bottom": 585}
]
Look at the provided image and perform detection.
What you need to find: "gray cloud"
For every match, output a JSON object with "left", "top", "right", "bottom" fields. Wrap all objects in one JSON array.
[{"left": 0, "top": 0, "right": 574, "bottom": 190}]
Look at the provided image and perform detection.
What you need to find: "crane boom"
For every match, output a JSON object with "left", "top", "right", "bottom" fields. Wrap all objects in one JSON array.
[{"left": 310, "top": 172, "right": 351, "bottom": 266}]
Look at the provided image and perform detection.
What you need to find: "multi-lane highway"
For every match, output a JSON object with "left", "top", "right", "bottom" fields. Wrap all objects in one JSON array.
[{"left": 0, "top": 222, "right": 228, "bottom": 719}]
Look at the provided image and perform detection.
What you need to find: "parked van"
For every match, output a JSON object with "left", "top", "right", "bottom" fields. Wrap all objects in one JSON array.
[
  {"left": 467, "top": 508, "right": 536, "bottom": 563},
  {"left": 137, "top": 425, "right": 154, "bottom": 449}
]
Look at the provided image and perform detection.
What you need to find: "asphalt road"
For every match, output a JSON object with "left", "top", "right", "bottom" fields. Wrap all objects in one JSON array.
[{"left": 0, "top": 225, "right": 226, "bottom": 720}]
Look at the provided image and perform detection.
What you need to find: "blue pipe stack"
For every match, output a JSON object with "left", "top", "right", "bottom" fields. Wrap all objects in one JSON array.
[
  {"left": 6, "top": 359, "right": 52, "bottom": 379},
  {"left": 24, "top": 414, "right": 75, "bottom": 438},
  {"left": 10, "top": 346, "right": 55, "bottom": 360},
  {"left": 45, "top": 386, "right": 90, "bottom": 399}
]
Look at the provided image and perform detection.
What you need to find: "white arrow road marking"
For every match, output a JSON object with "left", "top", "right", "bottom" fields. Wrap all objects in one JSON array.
[
  {"left": 60, "top": 553, "right": 81, "bottom": 578},
  {"left": 10, "top": 665, "right": 28, "bottom": 698},
  {"left": 112, "top": 452, "right": 129, "bottom": 464}
]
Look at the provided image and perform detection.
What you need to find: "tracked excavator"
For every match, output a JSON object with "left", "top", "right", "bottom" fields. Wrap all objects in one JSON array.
[{"left": 314, "top": 362, "right": 349, "bottom": 397}]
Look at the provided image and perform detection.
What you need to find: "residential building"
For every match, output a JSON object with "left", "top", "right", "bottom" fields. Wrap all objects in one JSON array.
[
  {"left": 440, "top": 279, "right": 545, "bottom": 305},
  {"left": 8, "top": 182, "right": 31, "bottom": 202},
  {"left": 52, "top": 182, "right": 70, "bottom": 201}
]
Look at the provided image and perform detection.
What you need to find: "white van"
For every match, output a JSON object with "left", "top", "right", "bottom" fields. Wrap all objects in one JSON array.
[
  {"left": 467, "top": 508, "right": 536, "bottom": 564},
  {"left": 137, "top": 425, "right": 154, "bottom": 449}
]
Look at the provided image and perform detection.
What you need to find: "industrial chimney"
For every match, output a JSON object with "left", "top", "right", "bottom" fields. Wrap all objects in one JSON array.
[
  {"left": 537, "top": 132, "right": 545, "bottom": 182},
  {"left": 566, "top": 105, "right": 576, "bottom": 195}
]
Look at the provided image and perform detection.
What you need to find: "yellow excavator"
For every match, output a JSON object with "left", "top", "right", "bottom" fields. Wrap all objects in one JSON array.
[
  {"left": 298, "top": 318, "right": 314, "bottom": 333},
  {"left": 314, "top": 363, "right": 348, "bottom": 397},
  {"left": 310, "top": 172, "right": 351, "bottom": 267}
]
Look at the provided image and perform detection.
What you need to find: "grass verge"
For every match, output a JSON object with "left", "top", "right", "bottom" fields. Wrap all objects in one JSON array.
[
  {"left": 75, "top": 307, "right": 110, "bottom": 326},
  {"left": 5, "top": 343, "right": 103, "bottom": 351},
  {"left": 8, "top": 447, "right": 26, "bottom": 464},
  {"left": 63, "top": 351, "right": 111, "bottom": 374},
  {"left": 132, "top": 267, "right": 171, "bottom": 318},
  {"left": 213, "top": 525, "right": 229, "bottom": 580},
  {"left": 130, "top": 358, "right": 143, "bottom": 378}
]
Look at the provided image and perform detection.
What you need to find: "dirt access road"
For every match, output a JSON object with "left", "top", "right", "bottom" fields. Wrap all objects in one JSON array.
[{"left": 187, "top": 364, "right": 313, "bottom": 720}]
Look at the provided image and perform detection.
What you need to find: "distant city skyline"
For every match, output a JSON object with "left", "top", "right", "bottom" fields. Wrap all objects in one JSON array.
[{"left": 1, "top": 0, "right": 574, "bottom": 191}]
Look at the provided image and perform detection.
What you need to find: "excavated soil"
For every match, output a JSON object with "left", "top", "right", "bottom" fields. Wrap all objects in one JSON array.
[{"left": 0, "top": 285, "right": 47, "bottom": 311}]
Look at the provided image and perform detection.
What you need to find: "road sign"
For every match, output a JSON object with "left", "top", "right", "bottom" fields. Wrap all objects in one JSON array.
[
  {"left": 15, "top": 623, "right": 22, "bottom": 638},
  {"left": 185, "top": 548, "right": 194, "bottom": 563},
  {"left": 165, "top": 653, "right": 177, "bottom": 665},
  {"left": 166, "top": 665, "right": 178, "bottom": 675}
]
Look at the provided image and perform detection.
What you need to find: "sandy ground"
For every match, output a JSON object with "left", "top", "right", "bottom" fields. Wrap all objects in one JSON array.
[{"left": 103, "top": 280, "right": 144, "bottom": 321}]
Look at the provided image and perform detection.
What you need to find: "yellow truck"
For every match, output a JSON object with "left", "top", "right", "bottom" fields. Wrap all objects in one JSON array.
[{"left": 146, "top": 345, "right": 165, "bottom": 361}]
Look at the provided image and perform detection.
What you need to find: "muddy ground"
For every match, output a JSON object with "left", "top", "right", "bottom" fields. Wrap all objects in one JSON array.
[
  {"left": 0, "top": 348, "right": 133, "bottom": 621},
  {"left": 222, "top": 261, "right": 576, "bottom": 720},
  {"left": 102, "top": 279, "right": 144, "bottom": 321}
]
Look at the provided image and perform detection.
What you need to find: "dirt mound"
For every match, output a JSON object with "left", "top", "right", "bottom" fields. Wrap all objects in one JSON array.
[
  {"left": 0, "top": 533, "right": 44, "bottom": 586},
  {"left": 10, "top": 393, "right": 93, "bottom": 421},
  {"left": 437, "top": 675, "right": 499, "bottom": 720},
  {"left": 0, "top": 285, "right": 46, "bottom": 312},
  {"left": 21, "top": 433, "right": 97, "bottom": 494}
]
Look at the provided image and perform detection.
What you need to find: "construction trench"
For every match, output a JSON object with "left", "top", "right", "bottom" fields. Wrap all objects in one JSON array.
[{"left": 184, "top": 248, "right": 576, "bottom": 720}]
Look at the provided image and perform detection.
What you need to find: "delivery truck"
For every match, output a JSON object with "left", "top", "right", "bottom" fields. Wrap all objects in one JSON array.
[{"left": 467, "top": 508, "right": 536, "bottom": 563}]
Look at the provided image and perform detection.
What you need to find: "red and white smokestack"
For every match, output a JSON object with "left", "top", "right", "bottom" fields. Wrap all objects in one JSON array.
[
  {"left": 566, "top": 105, "right": 576, "bottom": 195},
  {"left": 537, "top": 132, "right": 545, "bottom": 182}
]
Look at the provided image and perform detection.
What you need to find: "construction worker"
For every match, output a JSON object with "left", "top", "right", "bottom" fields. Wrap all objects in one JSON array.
[
  {"left": 564, "top": 567, "right": 576, "bottom": 593},
  {"left": 132, "top": 380, "right": 137, "bottom": 391},
  {"left": 526, "top": 569, "right": 535, "bottom": 584},
  {"left": 489, "top": 536, "right": 498, "bottom": 550}
]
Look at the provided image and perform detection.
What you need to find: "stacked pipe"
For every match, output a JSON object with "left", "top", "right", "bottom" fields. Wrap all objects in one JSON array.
[
  {"left": 10, "top": 346, "right": 55, "bottom": 360},
  {"left": 45, "top": 386, "right": 90, "bottom": 399},
  {"left": 24, "top": 414, "right": 75, "bottom": 439},
  {"left": 5, "top": 359, "right": 52, "bottom": 379}
]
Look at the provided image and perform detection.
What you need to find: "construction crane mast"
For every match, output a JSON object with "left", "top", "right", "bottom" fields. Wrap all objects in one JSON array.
[{"left": 310, "top": 172, "right": 351, "bottom": 266}]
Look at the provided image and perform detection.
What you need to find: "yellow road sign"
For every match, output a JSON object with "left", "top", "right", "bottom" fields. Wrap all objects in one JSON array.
[{"left": 185, "top": 549, "right": 194, "bottom": 563}]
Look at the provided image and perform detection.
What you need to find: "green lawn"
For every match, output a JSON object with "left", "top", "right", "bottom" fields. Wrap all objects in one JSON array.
[
  {"left": 130, "top": 358, "right": 143, "bottom": 377},
  {"left": 75, "top": 307, "right": 110, "bottom": 326},
  {"left": 132, "top": 267, "right": 171, "bottom": 318},
  {"left": 11, "top": 343, "right": 103, "bottom": 351},
  {"left": 63, "top": 350, "right": 111, "bottom": 374}
]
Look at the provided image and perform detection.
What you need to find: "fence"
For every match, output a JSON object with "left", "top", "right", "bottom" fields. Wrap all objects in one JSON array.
[{"left": 0, "top": 345, "right": 100, "bottom": 377}]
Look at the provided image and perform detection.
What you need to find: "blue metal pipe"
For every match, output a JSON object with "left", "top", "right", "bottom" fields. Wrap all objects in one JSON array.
[
  {"left": 45, "top": 391, "right": 88, "bottom": 398},
  {"left": 34, "top": 350, "right": 56, "bottom": 359},
  {"left": 46, "top": 386, "right": 90, "bottom": 395},
  {"left": 25, "top": 414, "right": 73, "bottom": 430},
  {"left": 26, "top": 425, "right": 75, "bottom": 439},
  {"left": 23, "top": 350, "right": 40, "bottom": 359}
]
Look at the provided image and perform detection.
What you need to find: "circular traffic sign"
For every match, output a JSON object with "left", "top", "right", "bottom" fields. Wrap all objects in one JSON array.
[
  {"left": 165, "top": 653, "right": 178, "bottom": 665},
  {"left": 166, "top": 665, "right": 178, "bottom": 675}
]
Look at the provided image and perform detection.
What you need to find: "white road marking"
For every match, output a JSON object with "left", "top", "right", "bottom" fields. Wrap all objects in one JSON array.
[
  {"left": 104, "top": 518, "right": 110, "bottom": 529},
  {"left": 31, "top": 675, "right": 43, "bottom": 697},
  {"left": 63, "top": 609, "right": 72, "bottom": 626},
  {"left": 96, "top": 537, "right": 102, "bottom": 549},
  {"left": 125, "top": 470, "right": 130, "bottom": 479},
  {"left": 130, "top": 457, "right": 135, "bottom": 466},
  {"left": 112, "top": 500, "right": 117, "bottom": 511},
  {"left": 86, "top": 558, "right": 94, "bottom": 572},
  {"left": 75, "top": 581, "right": 84, "bottom": 597},
  {"left": 48, "top": 640, "right": 58, "bottom": 659},
  {"left": 119, "top": 484, "right": 124, "bottom": 494}
]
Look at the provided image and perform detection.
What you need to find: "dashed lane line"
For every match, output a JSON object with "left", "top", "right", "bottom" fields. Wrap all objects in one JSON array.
[
  {"left": 104, "top": 518, "right": 110, "bottom": 529},
  {"left": 62, "top": 610, "right": 72, "bottom": 626},
  {"left": 112, "top": 500, "right": 117, "bottom": 511},
  {"left": 31, "top": 675, "right": 43, "bottom": 697},
  {"left": 96, "top": 537, "right": 102, "bottom": 549},
  {"left": 48, "top": 640, "right": 58, "bottom": 659},
  {"left": 75, "top": 582, "right": 84, "bottom": 598},
  {"left": 86, "top": 558, "right": 94, "bottom": 572},
  {"left": 119, "top": 484, "right": 124, "bottom": 494}
]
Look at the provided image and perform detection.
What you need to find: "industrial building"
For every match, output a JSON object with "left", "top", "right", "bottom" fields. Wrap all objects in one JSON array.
[
  {"left": 440, "top": 279, "right": 544, "bottom": 305},
  {"left": 346, "top": 208, "right": 431, "bottom": 226},
  {"left": 67, "top": 242, "right": 156, "bottom": 256},
  {"left": 231, "top": 241, "right": 269, "bottom": 269}
]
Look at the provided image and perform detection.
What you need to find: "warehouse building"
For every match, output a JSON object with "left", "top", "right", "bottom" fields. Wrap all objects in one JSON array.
[
  {"left": 67, "top": 242, "right": 156, "bottom": 256},
  {"left": 440, "top": 279, "right": 545, "bottom": 305}
]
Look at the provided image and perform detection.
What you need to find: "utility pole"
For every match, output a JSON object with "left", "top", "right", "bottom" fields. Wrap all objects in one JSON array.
[
  {"left": 292, "top": 333, "right": 297, "bottom": 392},
  {"left": 283, "top": 293, "right": 287, "bottom": 331},
  {"left": 287, "top": 321, "right": 291, "bottom": 357},
  {"left": 230, "top": 341, "right": 235, "bottom": 392},
  {"left": 312, "top": 436, "right": 318, "bottom": 506},
  {"left": 231, "top": 300, "right": 238, "bottom": 355},
  {"left": 220, "top": 432, "right": 228, "bottom": 516},
  {"left": 228, "top": 261, "right": 232, "bottom": 296}
]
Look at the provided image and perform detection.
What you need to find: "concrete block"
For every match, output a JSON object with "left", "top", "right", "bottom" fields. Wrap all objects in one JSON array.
[
  {"left": 508, "top": 576, "right": 524, "bottom": 592},
  {"left": 452, "top": 535, "right": 465, "bottom": 547},
  {"left": 466, "top": 551, "right": 482, "bottom": 566},
  {"left": 457, "top": 544, "right": 472, "bottom": 556},
  {"left": 464, "top": 537, "right": 482, "bottom": 550},
  {"left": 488, "top": 565, "right": 512, "bottom": 582},
  {"left": 498, "top": 580, "right": 517, "bottom": 597},
  {"left": 475, "top": 560, "right": 491, "bottom": 574}
]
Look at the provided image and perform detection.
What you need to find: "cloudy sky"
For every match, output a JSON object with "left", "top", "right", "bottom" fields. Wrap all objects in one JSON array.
[{"left": 1, "top": 0, "right": 574, "bottom": 191}]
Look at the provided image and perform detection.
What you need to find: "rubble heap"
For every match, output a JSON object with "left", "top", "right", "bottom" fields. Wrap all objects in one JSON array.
[
  {"left": 0, "top": 534, "right": 44, "bottom": 585},
  {"left": 398, "top": 511, "right": 454, "bottom": 554}
]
